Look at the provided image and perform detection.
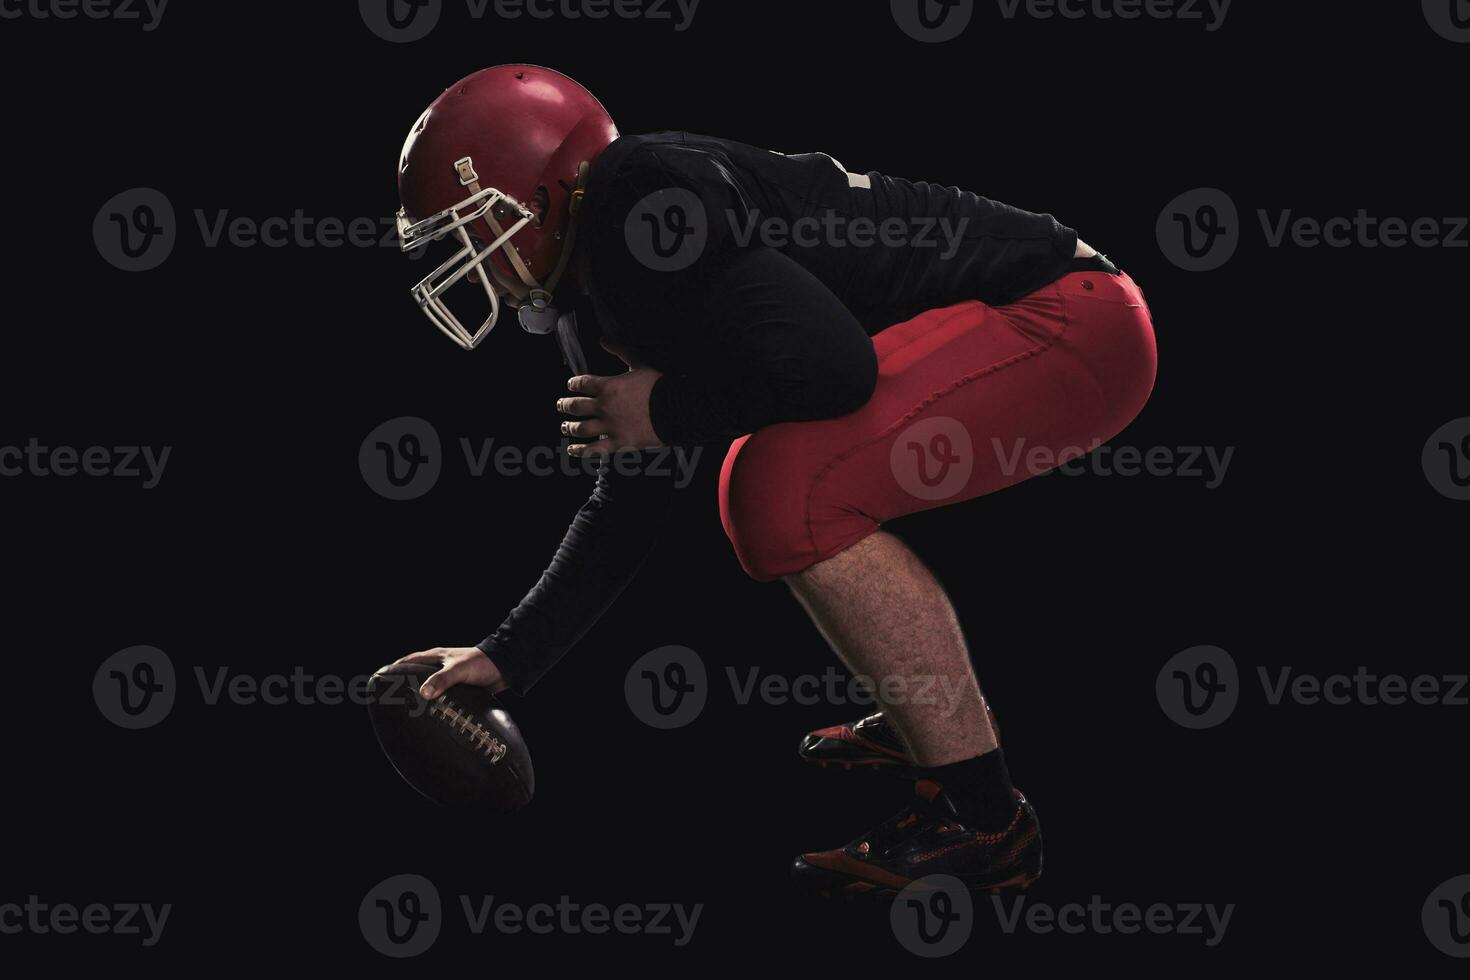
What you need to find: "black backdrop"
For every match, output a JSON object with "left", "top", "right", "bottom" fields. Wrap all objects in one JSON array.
[{"left": 3, "top": 0, "right": 1467, "bottom": 970}]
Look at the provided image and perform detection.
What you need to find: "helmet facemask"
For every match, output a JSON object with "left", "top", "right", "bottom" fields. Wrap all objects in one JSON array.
[{"left": 396, "top": 156, "right": 586, "bottom": 352}]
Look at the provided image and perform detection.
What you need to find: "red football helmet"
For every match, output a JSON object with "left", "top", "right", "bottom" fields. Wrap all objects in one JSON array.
[{"left": 396, "top": 65, "right": 617, "bottom": 351}]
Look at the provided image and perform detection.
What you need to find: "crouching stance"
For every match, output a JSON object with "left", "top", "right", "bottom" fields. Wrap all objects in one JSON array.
[
  {"left": 389, "top": 64, "right": 1157, "bottom": 897},
  {"left": 727, "top": 272, "right": 1154, "bottom": 894}
]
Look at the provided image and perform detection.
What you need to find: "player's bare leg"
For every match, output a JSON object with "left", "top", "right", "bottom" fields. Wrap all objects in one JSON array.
[{"left": 785, "top": 530, "right": 994, "bottom": 766}]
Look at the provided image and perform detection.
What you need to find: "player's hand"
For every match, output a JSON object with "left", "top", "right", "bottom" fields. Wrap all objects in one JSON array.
[
  {"left": 393, "top": 646, "right": 508, "bottom": 699},
  {"left": 558, "top": 369, "right": 664, "bottom": 456}
]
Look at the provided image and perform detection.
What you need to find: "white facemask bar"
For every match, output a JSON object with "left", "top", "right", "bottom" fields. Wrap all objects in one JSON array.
[
  {"left": 398, "top": 157, "right": 590, "bottom": 352},
  {"left": 398, "top": 184, "right": 534, "bottom": 350}
]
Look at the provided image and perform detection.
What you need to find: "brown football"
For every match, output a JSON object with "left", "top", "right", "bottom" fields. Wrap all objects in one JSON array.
[{"left": 367, "top": 662, "right": 535, "bottom": 811}]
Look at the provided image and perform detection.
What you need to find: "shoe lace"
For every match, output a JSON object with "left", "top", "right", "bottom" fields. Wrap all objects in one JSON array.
[{"left": 862, "top": 795, "right": 945, "bottom": 855}]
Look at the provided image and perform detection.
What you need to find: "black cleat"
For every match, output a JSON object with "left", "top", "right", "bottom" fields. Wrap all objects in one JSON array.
[{"left": 791, "top": 781, "right": 1041, "bottom": 900}]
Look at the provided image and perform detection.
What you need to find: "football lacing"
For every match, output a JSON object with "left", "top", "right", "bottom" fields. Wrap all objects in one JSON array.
[{"left": 429, "top": 697, "right": 508, "bottom": 763}]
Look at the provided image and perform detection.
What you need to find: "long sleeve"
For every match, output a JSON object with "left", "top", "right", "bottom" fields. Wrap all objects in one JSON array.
[
  {"left": 477, "top": 453, "right": 689, "bottom": 694},
  {"left": 648, "top": 246, "right": 878, "bottom": 446}
]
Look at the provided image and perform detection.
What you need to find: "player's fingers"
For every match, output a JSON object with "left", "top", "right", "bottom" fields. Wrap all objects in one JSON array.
[
  {"left": 566, "top": 374, "right": 607, "bottom": 395},
  {"left": 556, "top": 396, "right": 598, "bottom": 417},
  {"left": 563, "top": 418, "right": 608, "bottom": 439},
  {"left": 567, "top": 437, "right": 612, "bottom": 459},
  {"left": 419, "top": 661, "right": 469, "bottom": 701},
  {"left": 394, "top": 649, "right": 448, "bottom": 665}
]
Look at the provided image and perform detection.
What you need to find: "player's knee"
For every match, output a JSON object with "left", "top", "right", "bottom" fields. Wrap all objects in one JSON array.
[{"left": 719, "top": 430, "right": 819, "bottom": 582}]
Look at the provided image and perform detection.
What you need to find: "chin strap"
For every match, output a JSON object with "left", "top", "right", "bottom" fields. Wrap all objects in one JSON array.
[
  {"left": 525, "top": 160, "right": 591, "bottom": 316},
  {"left": 455, "top": 156, "right": 589, "bottom": 318}
]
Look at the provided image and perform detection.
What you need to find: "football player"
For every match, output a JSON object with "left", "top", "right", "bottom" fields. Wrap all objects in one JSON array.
[{"left": 391, "top": 65, "right": 1156, "bottom": 897}]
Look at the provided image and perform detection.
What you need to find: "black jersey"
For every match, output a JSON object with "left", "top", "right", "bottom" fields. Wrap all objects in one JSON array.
[
  {"left": 480, "top": 133, "right": 1085, "bottom": 693},
  {"left": 578, "top": 132, "right": 1080, "bottom": 445}
]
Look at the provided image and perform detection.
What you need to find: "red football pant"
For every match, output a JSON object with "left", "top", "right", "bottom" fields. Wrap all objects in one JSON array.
[{"left": 719, "top": 270, "right": 1158, "bottom": 581}]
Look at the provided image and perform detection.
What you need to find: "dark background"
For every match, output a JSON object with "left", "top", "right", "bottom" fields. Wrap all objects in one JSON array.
[{"left": 3, "top": 0, "right": 1466, "bottom": 969}]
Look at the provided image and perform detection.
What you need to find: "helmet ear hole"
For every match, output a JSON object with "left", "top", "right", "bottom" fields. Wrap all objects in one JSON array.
[{"left": 532, "top": 186, "right": 550, "bottom": 227}]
